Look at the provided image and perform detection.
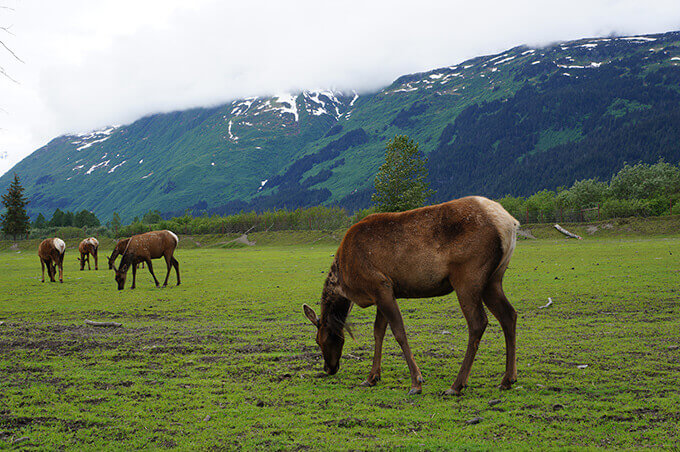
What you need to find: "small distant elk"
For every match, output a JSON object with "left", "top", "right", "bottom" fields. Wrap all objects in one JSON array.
[
  {"left": 38, "top": 237, "right": 66, "bottom": 283},
  {"left": 303, "top": 196, "right": 519, "bottom": 396},
  {"left": 112, "top": 230, "right": 180, "bottom": 290},
  {"left": 78, "top": 237, "right": 99, "bottom": 270}
]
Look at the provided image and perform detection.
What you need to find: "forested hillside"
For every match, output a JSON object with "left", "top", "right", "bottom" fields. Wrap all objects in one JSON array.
[{"left": 2, "top": 31, "right": 680, "bottom": 220}]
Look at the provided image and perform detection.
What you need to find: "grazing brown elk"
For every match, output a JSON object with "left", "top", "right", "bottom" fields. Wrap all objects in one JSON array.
[
  {"left": 38, "top": 237, "right": 66, "bottom": 283},
  {"left": 303, "top": 196, "right": 519, "bottom": 396},
  {"left": 113, "top": 230, "right": 180, "bottom": 290},
  {"left": 108, "top": 237, "right": 144, "bottom": 270},
  {"left": 78, "top": 237, "right": 99, "bottom": 270}
]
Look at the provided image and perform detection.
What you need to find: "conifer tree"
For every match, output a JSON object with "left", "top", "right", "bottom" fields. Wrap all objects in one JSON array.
[
  {"left": 371, "top": 135, "right": 434, "bottom": 212},
  {"left": 1, "top": 173, "right": 31, "bottom": 240}
]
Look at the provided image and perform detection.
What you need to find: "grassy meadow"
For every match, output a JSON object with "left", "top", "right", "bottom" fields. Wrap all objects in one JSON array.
[{"left": 1, "top": 229, "right": 679, "bottom": 449}]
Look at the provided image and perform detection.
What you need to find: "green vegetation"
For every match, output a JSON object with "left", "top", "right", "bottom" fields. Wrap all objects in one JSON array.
[
  {"left": 1, "top": 230, "right": 679, "bottom": 449},
  {"left": 6, "top": 157, "right": 680, "bottom": 241},
  {"left": 4, "top": 32, "right": 680, "bottom": 220},
  {"left": 0, "top": 173, "right": 30, "bottom": 240},
  {"left": 371, "top": 135, "right": 434, "bottom": 212},
  {"left": 498, "top": 159, "right": 680, "bottom": 223}
]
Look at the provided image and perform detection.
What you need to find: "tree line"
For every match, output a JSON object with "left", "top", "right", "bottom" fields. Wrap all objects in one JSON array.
[
  {"left": 3, "top": 138, "right": 680, "bottom": 240},
  {"left": 497, "top": 159, "right": 680, "bottom": 223}
]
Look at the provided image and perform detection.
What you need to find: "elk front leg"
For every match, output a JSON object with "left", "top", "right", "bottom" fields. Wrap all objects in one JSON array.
[
  {"left": 377, "top": 294, "right": 424, "bottom": 395},
  {"left": 131, "top": 263, "right": 137, "bottom": 289},
  {"left": 361, "top": 309, "right": 388, "bottom": 387},
  {"left": 40, "top": 259, "right": 45, "bottom": 282}
]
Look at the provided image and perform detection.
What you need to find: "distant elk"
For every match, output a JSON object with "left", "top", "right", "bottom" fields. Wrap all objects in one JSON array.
[
  {"left": 303, "top": 196, "right": 519, "bottom": 396},
  {"left": 112, "top": 230, "right": 180, "bottom": 290},
  {"left": 78, "top": 237, "right": 99, "bottom": 270},
  {"left": 38, "top": 237, "right": 66, "bottom": 283}
]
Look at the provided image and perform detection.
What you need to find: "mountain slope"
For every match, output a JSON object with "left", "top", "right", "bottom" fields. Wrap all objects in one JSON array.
[{"left": 3, "top": 31, "right": 680, "bottom": 221}]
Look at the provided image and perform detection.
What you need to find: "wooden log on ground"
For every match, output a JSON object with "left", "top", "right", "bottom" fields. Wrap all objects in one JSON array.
[
  {"left": 85, "top": 319, "right": 122, "bottom": 328},
  {"left": 554, "top": 224, "right": 582, "bottom": 240}
]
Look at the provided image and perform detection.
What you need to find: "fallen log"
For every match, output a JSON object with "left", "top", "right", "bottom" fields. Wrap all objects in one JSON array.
[
  {"left": 554, "top": 224, "right": 582, "bottom": 240},
  {"left": 85, "top": 320, "right": 122, "bottom": 328}
]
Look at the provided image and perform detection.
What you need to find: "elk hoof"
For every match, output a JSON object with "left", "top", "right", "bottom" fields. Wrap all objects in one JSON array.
[
  {"left": 407, "top": 387, "right": 422, "bottom": 396},
  {"left": 443, "top": 387, "right": 464, "bottom": 397},
  {"left": 499, "top": 375, "right": 516, "bottom": 390},
  {"left": 360, "top": 375, "right": 380, "bottom": 387}
]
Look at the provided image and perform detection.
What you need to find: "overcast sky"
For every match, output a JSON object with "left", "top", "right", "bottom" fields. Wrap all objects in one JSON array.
[{"left": 1, "top": 0, "right": 679, "bottom": 176}]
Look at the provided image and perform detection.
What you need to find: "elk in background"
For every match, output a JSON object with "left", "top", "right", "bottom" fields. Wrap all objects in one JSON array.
[
  {"left": 113, "top": 230, "right": 180, "bottom": 290},
  {"left": 38, "top": 237, "right": 66, "bottom": 283},
  {"left": 78, "top": 237, "right": 99, "bottom": 270},
  {"left": 108, "top": 237, "right": 144, "bottom": 270}
]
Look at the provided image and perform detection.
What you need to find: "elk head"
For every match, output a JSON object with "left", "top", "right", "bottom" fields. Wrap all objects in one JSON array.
[
  {"left": 303, "top": 304, "right": 346, "bottom": 375},
  {"left": 114, "top": 262, "right": 129, "bottom": 290}
]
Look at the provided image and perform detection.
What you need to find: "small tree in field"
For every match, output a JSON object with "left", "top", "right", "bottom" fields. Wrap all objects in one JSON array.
[
  {"left": 1, "top": 173, "right": 31, "bottom": 240},
  {"left": 371, "top": 135, "right": 434, "bottom": 212}
]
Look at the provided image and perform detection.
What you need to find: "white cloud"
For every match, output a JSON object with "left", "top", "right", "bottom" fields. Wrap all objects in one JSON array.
[{"left": 1, "top": 0, "right": 680, "bottom": 175}]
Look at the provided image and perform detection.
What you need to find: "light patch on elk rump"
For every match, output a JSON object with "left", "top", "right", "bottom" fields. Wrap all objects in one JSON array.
[
  {"left": 166, "top": 230, "right": 179, "bottom": 245},
  {"left": 86, "top": 237, "right": 99, "bottom": 247},
  {"left": 53, "top": 238, "right": 66, "bottom": 254},
  {"left": 472, "top": 196, "right": 519, "bottom": 264}
]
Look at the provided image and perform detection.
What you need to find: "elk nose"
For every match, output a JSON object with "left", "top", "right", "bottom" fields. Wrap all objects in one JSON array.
[{"left": 324, "top": 363, "right": 339, "bottom": 375}]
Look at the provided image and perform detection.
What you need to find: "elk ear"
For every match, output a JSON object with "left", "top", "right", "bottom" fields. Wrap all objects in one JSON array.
[{"left": 303, "top": 304, "right": 319, "bottom": 327}]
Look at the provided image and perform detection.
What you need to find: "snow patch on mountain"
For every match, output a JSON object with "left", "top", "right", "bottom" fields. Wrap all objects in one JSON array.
[
  {"left": 86, "top": 160, "right": 110, "bottom": 175},
  {"left": 108, "top": 160, "right": 126, "bottom": 174},
  {"left": 273, "top": 93, "right": 299, "bottom": 122},
  {"left": 228, "top": 120, "right": 238, "bottom": 142},
  {"left": 70, "top": 126, "right": 120, "bottom": 151}
]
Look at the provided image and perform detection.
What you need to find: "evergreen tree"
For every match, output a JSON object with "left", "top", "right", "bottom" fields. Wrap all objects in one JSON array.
[
  {"left": 63, "top": 211, "right": 75, "bottom": 227},
  {"left": 142, "top": 210, "right": 163, "bottom": 224},
  {"left": 371, "top": 135, "right": 434, "bottom": 212},
  {"left": 74, "top": 210, "right": 100, "bottom": 228},
  {"left": 0, "top": 173, "right": 31, "bottom": 240},
  {"left": 108, "top": 212, "right": 122, "bottom": 235},
  {"left": 49, "top": 208, "right": 65, "bottom": 227},
  {"left": 33, "top": 213, "right": 47, "bottom": 229}
]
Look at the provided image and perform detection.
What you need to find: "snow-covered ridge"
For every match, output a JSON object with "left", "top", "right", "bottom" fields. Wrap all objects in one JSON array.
[{"left": 69, "top": 125, "right": 120, "bottom": 151}]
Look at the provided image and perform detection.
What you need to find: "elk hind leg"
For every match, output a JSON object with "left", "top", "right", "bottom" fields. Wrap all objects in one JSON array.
[
  {"left": 145, "top": 259, "right": 160, "bottom": 287},
  {"left": 483, "top": 276, "right": 517, "bottom": 389},
  {"left": 40, "top": 259, "right": 46, "bottom": 282},
  {"left": 446, "top": 283, "right": 488, "bottom": 396},
  {"left": 172, "top": 257, "right": 180, "bottom": 286},
  {"left": 58, "top": 255, "right": 64, "bottom": 283},
  {"left": 162, "top": 254, "right": 173, "bottom": 287}
]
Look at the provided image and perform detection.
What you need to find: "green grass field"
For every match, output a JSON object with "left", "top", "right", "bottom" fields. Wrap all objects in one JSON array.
[{"left": 1, "top": 232, "right": 679, "bottom": 449}]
